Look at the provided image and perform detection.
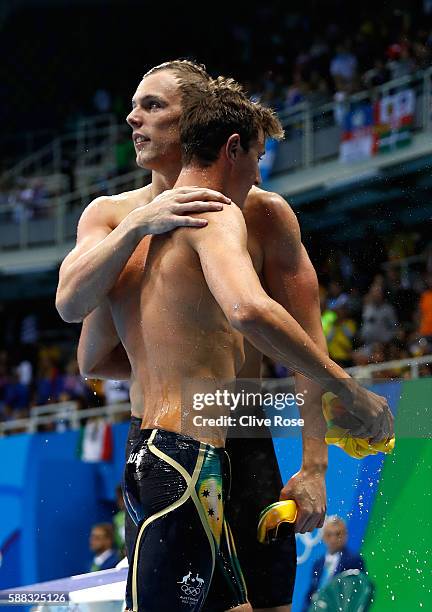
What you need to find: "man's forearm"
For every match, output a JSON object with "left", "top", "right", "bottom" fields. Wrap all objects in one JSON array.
[
  {"left": 84, "top": 343, "right": 132, "bottom": 380},
  {"left": 297, "top": 380, "right": 328, "bottom": 470},
  {"left": 56, "top": 218, "right": 141, "bottom": 323},
  {"left": 295, "top": 326, "right": 329, "bottom": 470},
  {"left": 77, "top": 301, "right": 131, "bottom": 379},
  {"left": 236, "top": 298, "right": 352, "bottom": 399}
]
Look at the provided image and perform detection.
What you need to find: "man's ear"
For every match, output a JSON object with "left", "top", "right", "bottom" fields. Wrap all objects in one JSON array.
[{"left": 225, "top": 134, "right": 241, "bottom": 163}]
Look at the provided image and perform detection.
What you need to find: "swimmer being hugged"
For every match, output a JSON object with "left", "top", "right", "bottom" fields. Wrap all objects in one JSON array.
[{"left": 121, "top": 76, "right": 393, "bottom": 612}]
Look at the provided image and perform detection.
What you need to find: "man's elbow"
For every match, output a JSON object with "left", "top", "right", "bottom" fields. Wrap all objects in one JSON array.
[
  {"left": 78, "top": 365, "right": 93, "bottom": 379},
  {"left": 77, "top": 349, "right": 95, "bottom": 379},
  {"left": 228, "top": 300, "right": 268, "bottom": 333},
  {"left": 55, "top": 292, "right": 84, "bottom": 323}
]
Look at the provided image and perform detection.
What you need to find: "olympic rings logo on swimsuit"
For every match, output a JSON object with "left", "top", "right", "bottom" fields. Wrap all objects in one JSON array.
[{"left": 181, "top": 584, "right": 202, "bottom": 597}]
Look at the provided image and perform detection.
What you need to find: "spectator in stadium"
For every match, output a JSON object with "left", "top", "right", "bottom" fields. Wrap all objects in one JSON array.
[
  {"left": 326, "top": 280, "right": 348, "bottom": 310},
  {"left": 15, "top": 358, "right": 33, "bottom": 388},
  {"left": 303, "top": 516, "right": 365, "bottom": 612},
  {"left": 88, "top": 523, "right": 119, "bottom": 572},
  {"left": 305, "top": 71, "right": 331, "bottom": 107},
  {"left": 330, "top": 42, "right": 358, "bottom": 92},
  {"left": 360, "top": 283, "right": 398, "bottom": 348},
  {"left": 362, "top": 58, "right": 391, "bottom": 88},
  {"left": 386, "top": 43, "right": 418, "bottom": 81},
  {"left": 283, "top": 76, "right": 307, "bottom": 109},
  {"left": 59, "top": 358, "right": 89, "bottom": 408},
  {"left": 2, "top": 368, "right": 30, "bottom": 420},
  {"left": 34, "top": 353, "right": 65, "bottom": 405},
  {"left": 323, "top": 294, "right": 357, "bottom": 367},
  {"left": 383, "top": 266, "right": 416, "bottom": 328},
  {"left": 378, "top": 340, "right": 411, "bottom": 379}
]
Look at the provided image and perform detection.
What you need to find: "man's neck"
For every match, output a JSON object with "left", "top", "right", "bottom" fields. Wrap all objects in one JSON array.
[
  {"left": 150, "top": 166, "right": 182, "bottom": 199},
  {"left": 174, "top": 165, "right": 229, "bottom": 198}
]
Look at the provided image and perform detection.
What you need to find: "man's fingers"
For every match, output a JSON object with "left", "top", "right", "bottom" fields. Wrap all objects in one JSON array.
[
  {"left": 176, "top": 216, "right": 208, "bottom": 227},
  {"left": 176, "top": 189, "right": 231, "bottom": 203},
  {"left": 332, "top": 412, "right": 363, "bottom": 432},
  {"left": 370, "top": 417, "right": 386, "bottom": 441},
  {"left": 354, "top": 422, "right": 380, "bottom": 439},
  {"left": 175, "top": 201, "right": 224, "bottom": 213},
  {"left": 295, "top": 511, "right": 324, "bottom": 534},
  {"left": 300, "top": 513, "right": 321, "bottom": 534},
  {"left": 294, "top": 511, "right": 308, "bottom": 533},
  {"left": 347, "top": 423, "right": 374, "bottom": 438},
  {"left": 370, "top": 410, "right": 394, "bottom": 443}
]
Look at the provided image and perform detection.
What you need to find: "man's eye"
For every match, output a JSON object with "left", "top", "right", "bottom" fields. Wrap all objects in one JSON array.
[{"left": 149, "top": 102, "right": 161, "bottom": 110}]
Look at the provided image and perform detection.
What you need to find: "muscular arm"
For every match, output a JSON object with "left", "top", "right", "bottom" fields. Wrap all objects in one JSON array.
[
  {"left": 77, "top": 300, "right": 131, "bottom": 380},
  {"left": 261, "top": 193, "right": 329, "bottom": 530},
  {"left": 262, "top": 196, "right": 328, "bottom": 452},
  {"left": 186, "top": 205, "right": 393, "bottom": 445},
  {"left": 186, "top": 206, "right": 349, "bottom": 391},
  {"left": 56, "top": 196, "right": 143, "bottom": 323},
  {"left": 56, "top": 188, "right": 231, "bottom": 323}
]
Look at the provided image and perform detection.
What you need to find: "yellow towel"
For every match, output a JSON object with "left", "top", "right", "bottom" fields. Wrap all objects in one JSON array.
[
  {"left": 322, "top": 392, "right": 395, "bottom": 459},
  {"left": 257, "top": 500, "right": 297, "bottom": 544}
]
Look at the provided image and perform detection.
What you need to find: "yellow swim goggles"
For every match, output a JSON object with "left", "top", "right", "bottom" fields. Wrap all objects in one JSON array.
[{"left": 257, "top": 500, "right": 297, "bottom": 544}]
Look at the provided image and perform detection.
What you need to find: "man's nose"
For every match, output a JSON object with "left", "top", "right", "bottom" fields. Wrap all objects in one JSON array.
[{"left": 126, "top": 108, "right": 142, "bottom": 128}]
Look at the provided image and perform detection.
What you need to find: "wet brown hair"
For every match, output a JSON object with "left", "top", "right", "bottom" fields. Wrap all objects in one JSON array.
[{"left": 179, "top": 76, "right": 284, "bottom": 167}]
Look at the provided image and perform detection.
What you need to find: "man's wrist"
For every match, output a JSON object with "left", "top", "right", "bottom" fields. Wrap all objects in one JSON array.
[
  {"left": 301, "top": 437, "right": 328, "bottom": 473},
  {"left": 301, "top": 461, "right": 328, "bottom": 474},
  {"left": 123, "top": 209, "right": 148, "bottom": 242},
  {"left": 330, "top": 374, "right": 355, "bottom": 405}
]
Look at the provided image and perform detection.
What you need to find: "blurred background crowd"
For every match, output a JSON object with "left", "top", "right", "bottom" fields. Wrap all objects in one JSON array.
[
  {"left": 2, "top": 1, "right": 432, "bottom": 204},
  {"left": 1, "top": 0, "right": 432, "bottom": 428}
]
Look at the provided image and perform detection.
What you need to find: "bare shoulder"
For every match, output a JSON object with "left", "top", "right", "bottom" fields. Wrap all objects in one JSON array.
[
  {"left": 246, "top": 186, "right": 296, "bottom": 219},
  {"left": 78, "top": 184, "right": 152, "bottom": 232},
  {"left": 178, "top": 202, "right": 246, "bottom": 247},
  {"left": 246, "top": 186, "right": 300, "bottom": 241},
  {"left": 185, "top": 200, "right": 244, "bottom": 226},
  {"left": 111, "top": 184, "right": 153, "bottom": 209}
]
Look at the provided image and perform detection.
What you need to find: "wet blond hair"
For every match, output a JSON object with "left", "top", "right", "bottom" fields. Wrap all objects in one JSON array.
[{"left": 143, "top": 59, "right": 210, "bottom": 84}]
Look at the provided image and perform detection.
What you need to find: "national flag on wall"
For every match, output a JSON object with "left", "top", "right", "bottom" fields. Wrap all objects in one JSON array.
[
  {"left": 77, "top": 420, "right": 113, "bottom": 462},
  {"left": 339, "top": 104, "right": 374, "bottom": 163},
  {"left": 374, "top": 89, "right": 415, "bottom": 153}
]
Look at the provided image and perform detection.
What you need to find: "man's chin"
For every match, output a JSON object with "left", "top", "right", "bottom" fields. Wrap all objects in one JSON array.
[{"left": 135, "top": 153, "right": 157, "bottom": 171}]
